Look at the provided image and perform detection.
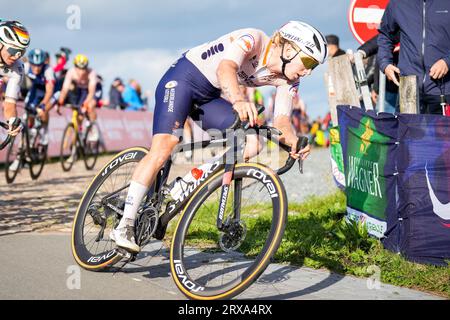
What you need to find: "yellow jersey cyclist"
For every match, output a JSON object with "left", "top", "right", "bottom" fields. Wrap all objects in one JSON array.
[
  {"left": 110, "top": 21, "right": 328, "bottom": 252},
  {"left": 57, "top": 54, "right": 100, "bottom": 124},
  {"left": 0, "top": 20, "right": 30, "bottom": 137}
]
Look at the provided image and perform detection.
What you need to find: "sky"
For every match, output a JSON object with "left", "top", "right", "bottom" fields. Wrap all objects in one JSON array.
[{"left": 4, "top": 0, "right": 362, "bottom": 120}]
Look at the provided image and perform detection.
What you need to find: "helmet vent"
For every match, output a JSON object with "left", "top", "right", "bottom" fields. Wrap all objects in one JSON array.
[
  {"left": 4, "top": 29, "right": 14, "bottom": 41},
  {"left": 313, "top": 35, "right": 321, "bottom": 53}
]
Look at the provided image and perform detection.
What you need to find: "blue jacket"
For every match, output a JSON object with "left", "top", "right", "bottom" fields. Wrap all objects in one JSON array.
[
  {"left": 122, "top": 85, "right": 144, "bottom": 111},
  {"left": 378, "top": 0, "right": 450, "bottom": 96}
]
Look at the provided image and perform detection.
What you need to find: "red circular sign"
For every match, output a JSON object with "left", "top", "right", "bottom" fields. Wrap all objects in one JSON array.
[{"left": 348, "top": 0, "right": 390, "bottom": 44}]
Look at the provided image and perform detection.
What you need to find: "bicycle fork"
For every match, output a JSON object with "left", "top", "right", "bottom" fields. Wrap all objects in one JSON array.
[{"left": 216, "top": 163, "right": 241, "bottom": 231}]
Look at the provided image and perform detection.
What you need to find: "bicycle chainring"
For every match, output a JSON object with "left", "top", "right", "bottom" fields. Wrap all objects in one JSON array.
[{"left": 136, "top": 206, "right": 159, "bottom": 246}]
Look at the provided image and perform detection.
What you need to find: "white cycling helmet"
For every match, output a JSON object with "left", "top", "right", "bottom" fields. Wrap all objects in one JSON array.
[
  {"left": 278, "top": 21, "right": 328, "bottom": 64},
  {"left": 0, "top": 20, "right": 30, "bottom": 50}
]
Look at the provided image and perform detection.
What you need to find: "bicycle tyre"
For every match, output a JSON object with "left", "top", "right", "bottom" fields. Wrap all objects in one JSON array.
[
  {"left": 170, "top": 162, "right": 287, "bottom": 300},
  {"left": 60, "top": 123, "right": 77, "bottom": 172},
  {"left": 83, "top": 123, "right": 99, "bottom": 171},
  {"left": 29, "top": 130, "right": 47, "bottom": 180},
  {"left": 72, "top": 147, "right": 148, "bottom": 271},
  {"left": 5, "top": 135, "right": 21, "bottom": 184}
]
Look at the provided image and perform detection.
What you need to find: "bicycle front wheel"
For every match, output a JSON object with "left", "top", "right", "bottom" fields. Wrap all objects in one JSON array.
[
  {"left": 5, "top": 135, "right": 22, "bottom": 184},
  {"left": 29, "top": 129, "right": 47, "bottom": 180},
  {"left": 170, "top": 163, "right": 287, "bottom": 300},
  {"left": 60, "top": 123, "right": 77, "bottom": 172}
]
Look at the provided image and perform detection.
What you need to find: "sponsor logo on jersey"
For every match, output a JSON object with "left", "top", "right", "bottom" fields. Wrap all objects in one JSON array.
[
  {"left": 165, "top": 80, "right": 178, "bottom": 89},
  {"left": 201, "top": 43, "right": 225, "bottom": 60},
  {"left": 236, "top": 34, "right": 255, "bottom": 53}
]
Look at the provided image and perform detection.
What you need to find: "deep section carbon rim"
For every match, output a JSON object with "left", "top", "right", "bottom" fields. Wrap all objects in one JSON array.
[
  {"left": 60, "top": 124, "right": 77, "bottom": 172},
  {"left": 72, "top": 147, "right": 147, "bottom": 269},
  {"left": 171, "top": 164, "right": 287, "bottom": 299}
]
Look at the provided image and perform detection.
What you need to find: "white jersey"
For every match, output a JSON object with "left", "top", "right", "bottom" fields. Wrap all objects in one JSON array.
[
  {"left": 186, "top": 28, "right": 298, "bottom": 117},
  {"left": 0, "top": 60, "right": 24, "bottom": 101},
  {"left": 62, "top": 67, "right": 97, "bottom": 91}
]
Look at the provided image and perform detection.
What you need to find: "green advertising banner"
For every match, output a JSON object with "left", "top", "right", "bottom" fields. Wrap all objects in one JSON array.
[
  {"left": 338, "top": 106, "right": 399, "bottom": 238},
  {"left": 329, "top": 126, "right": 345, "bottom": 190}
]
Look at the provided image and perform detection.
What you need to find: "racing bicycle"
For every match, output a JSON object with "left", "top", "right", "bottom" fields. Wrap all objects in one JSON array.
[
  {"left": 72, "top": 106, "right": 307, "bottom": 300},
  {"left": 3, "top": 106, "right": 48, "bottom": 184},
  {"left": 59, "top": 104, "right": 100, "bottom": 172}
]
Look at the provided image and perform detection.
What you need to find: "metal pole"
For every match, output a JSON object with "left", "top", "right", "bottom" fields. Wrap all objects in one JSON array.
[{"left": 354, "top": 52, "right": 373, "bottom": 110}]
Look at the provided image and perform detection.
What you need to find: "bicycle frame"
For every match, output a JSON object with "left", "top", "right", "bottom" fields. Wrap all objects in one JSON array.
[
  {"left": 17, "top": 110, "right": 41, "bottom": 159},
  {"left": 151, "top": 126, "right": 303, "bottom": 239},
  {"left": 64, "top": 105, "right": 93, "bottom": 157},
  {"left": 98, "top": 123, "right": 305, "bottom": 243}
]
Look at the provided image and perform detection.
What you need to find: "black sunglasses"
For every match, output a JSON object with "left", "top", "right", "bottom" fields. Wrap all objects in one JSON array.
[{"left": 6, "top": 46, "right": 26, "bottom": 58}]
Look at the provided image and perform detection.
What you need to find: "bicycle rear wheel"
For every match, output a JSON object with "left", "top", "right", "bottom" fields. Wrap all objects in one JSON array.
[
  {"left": 72, "top": 147, "right": 148, "bottom": 270},
  {"left": 5, "top": 135, "right": 22, "bottom": 184},
  {"left": 170, "top": 163, "right": 287, "bottom": 300},
  {"left": 29, "top": 129, "right": 47, "bottom": 180},
  {"left": 60, "top": 123, "right": 77, "bottom": 172},
  {"left": 83, "top": 123, "right": 99, "bottom": 170}
]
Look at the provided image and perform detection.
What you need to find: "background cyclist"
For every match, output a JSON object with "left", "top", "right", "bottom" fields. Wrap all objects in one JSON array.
[
  {"left": 110, "top": 20, "right": 328, "bottom": 253},
  {"left": 24, "top": 48, "right": 55, "bottom": 146},
  {"left": 57, "top": 54, "right": 99, "bottom": 123},
  {"left": 0, "top": 20, "right": 30, "bottom": 137}
]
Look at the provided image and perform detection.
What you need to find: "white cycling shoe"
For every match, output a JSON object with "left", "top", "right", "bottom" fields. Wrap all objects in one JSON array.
[
  {"left": 110, "top": 225, "right": 140, "bottom": 253},
  {"left": 87, "top": 126, "right": 99, "bottom": 142},
  {"left": 9, "top": 159, "right": 20, "bottom": 172}
]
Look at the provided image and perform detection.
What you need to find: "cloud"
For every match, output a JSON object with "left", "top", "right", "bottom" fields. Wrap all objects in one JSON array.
[
  {"left": 5, "top": 0, "right": 361, "bottom": 118},
  {"left": 91, "top": 48, "right": 183, "bottom": 105}
]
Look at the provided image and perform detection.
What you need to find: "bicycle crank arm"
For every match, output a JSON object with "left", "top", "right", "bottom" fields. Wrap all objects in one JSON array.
[{"left": 216, "top": 164, "right": 235, "bottom": 231}]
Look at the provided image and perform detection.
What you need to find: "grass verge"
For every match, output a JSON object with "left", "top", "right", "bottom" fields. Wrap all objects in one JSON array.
[
  {"left": 167, "top": 191, "right": 449, "bottom": 298},
  {"left": 278, "top": 191, "right": 449, "bottom": 298}
]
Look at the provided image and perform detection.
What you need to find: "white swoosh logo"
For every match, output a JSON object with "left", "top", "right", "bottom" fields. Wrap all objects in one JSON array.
[{"left": 425, "top": 166, "right": 450, "bottom": 220}]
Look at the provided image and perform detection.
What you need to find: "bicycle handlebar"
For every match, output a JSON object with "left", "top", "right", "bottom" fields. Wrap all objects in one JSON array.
[
  {"left": 228, "top": 103, "right": 309, "bottom": 175},
  {"left": 276, "top": 135, "right": 309, "bottom": 175},
  {"left": 0, "top": 118, "right": 21, "bottom": 150},
  {"left": 229, "top": 103, "right": 265, "bottom": 130}
]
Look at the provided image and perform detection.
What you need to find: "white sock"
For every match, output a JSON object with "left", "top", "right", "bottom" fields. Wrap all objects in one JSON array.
[{"left": 117, "top": 181, "right": 149, "bottom": 229}]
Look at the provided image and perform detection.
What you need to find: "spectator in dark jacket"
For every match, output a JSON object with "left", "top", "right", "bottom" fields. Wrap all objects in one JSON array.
[
  {"left": 378, "top": 0, "right": 450, "bottom": 114},
  {"left": 108, "top": 77, "right": 127, "bottom": 110},
  {"left": 358, "top": 34, "right": 400, "bottom": 113},
  {"left": 325, "top": 34, "right": 346, "bottom": 58}
]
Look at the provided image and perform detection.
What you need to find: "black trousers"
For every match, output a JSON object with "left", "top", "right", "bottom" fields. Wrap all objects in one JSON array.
[{"left": 419, "top": 94, "right": 450, "bottom": 115}]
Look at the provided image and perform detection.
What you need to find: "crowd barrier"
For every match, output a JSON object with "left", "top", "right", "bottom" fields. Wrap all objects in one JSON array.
[
  {"left": 334, "top": 105, "right": 450, "bottom": 266},
  {"left": 0, "top": 103, "right": 154, "bottom": 163}
]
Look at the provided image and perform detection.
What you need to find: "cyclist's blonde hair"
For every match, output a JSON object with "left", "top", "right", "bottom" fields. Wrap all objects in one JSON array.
[{"left": 271, "top": 31, "right": 301, "bottom": 52}]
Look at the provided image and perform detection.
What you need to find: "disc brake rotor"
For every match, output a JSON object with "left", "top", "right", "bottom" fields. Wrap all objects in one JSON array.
[{"left": 219, "top": 219, "right": 247, "bottom": 252}]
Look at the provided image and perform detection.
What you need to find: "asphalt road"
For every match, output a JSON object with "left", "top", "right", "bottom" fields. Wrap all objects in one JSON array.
[
  {"left": 0, "top": 232, "right": 442, "bottom": 300},
  {"left": 0, "top": 148, "right": 444, "bottom": 300}
]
